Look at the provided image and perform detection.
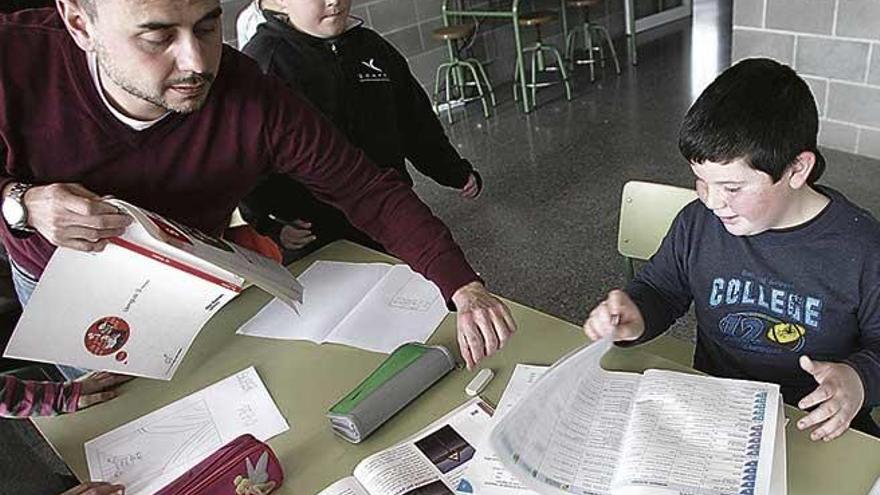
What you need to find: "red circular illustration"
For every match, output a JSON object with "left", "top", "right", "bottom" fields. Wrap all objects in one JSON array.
[
  {"left": 84, "top": 317, "right": 130, "bottom": 357},
  {"left": 115, "top": 351, "right": 128, "bottom": 362}
]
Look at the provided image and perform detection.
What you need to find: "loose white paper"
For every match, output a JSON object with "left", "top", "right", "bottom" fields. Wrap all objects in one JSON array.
[
  {"left": 495, "top": 365, "right": 549, "bottom": 419},
  {"left": 468, "top": 365, "right": 548, "bottom": 495},
  {"left": 84, "top": 367, "right": 289, "bottom": 495},
  {"left": 238, "top": 261, "right": 448, "bottom": 353}
]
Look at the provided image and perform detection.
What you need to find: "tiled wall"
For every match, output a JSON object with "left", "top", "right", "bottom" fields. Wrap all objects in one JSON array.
[
  {"left": 221, "top": 0, "right": 626, "bottom": 90},
  {"left": 732, "top": 0, "right": 880, "bottom": 159}
]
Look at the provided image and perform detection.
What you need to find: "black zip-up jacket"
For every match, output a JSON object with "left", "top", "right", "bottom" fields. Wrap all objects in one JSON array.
[{"left": 240, "top": 13, "right": 480, "bottom": 249}]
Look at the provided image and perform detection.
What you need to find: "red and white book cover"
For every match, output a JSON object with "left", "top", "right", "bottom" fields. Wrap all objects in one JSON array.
[{"left": 3, "top": 200, "right": 302, "bottom": 380}]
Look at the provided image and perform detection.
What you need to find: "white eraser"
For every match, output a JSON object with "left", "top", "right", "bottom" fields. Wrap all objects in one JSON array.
[{"left": 465, "top": 368, "right": 494, "bottom": 396}]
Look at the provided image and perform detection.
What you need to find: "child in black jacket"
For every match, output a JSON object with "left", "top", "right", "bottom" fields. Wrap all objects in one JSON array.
[{"left": 240, "top": 0, "right": 481, "bottom": 256}]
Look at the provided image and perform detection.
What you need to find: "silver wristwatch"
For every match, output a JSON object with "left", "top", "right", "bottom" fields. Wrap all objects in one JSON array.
[{"left": 2, "top": 182, "right": 35, "bottom": 232}]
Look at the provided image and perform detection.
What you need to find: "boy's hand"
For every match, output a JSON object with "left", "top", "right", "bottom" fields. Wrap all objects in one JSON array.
[
  {"left": 76, "top": 372, "right": 134, "bottom": 410},
  {"left": 460, "top": 174, "right": 480, "bottom": 199},
  {"left": 279, "top": 220, "right": 316, "bottom": 250},
  {"left": 61, "top": 482, "right": 124, "bottom": 495},
  {"left": 797, "top": 356, "right": 865, "bottom": 442},
  {"left": 452, "top": 281, "right": 516, "bottom": 370},
  {"left": 583, "top": 290, "right": 645, "bottom": 342}
]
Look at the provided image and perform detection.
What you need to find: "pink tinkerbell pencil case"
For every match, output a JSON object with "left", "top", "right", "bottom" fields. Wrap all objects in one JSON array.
[{"left": 155, "top": 434, "right": 284, "bottom": 495}]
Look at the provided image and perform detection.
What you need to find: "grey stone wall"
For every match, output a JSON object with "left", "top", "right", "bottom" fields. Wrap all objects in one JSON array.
[
  {"left": 732, "top": 0, "right": 880, "bottom": 159},
  {"left": 220, "top": 0, "right": 626, "bottom": 90}
]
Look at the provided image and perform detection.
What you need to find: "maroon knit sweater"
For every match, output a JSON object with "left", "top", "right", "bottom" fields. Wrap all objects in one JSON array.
[{"left": 0, "top": 9, "right": 478, "bottom": 301}]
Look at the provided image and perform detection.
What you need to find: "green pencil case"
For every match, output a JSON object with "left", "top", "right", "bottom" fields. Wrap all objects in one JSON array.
[{"left": 327, "top": 343, "right": 456, "bottom": 443}]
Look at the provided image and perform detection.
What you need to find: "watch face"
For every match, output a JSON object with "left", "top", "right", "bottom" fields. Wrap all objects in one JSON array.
[{"left": 2, "top": 196, "right": 24, "bottom": 225}]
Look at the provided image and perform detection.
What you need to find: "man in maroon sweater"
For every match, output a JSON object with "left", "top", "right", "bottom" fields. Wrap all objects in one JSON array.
[{"left": 0, "top": 0, "right": 515, "bottom": 369}]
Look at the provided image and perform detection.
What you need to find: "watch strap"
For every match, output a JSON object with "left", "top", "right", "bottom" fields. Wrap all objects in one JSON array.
[{"left": 5, "top": 182, "right": 34, "bottom": 232}]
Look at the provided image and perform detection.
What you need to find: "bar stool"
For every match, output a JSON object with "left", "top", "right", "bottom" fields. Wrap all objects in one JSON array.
[
  {"left": 513, "top": 11, "right": 572, "bottom": 111},
  {"left": 565, "top": 0, "right": 621, "bottom": 82},
  {"left": 431, "top": 24, "right": 496, "bottom": 123}
]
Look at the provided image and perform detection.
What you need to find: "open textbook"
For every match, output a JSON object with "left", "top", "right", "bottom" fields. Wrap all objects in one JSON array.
[
  {"left": 84, "top": 367, "right": 289, "bottom": 495},
  {"left": 238, "top": 261, "right": 448, "bottom": 353},
  {"left": 4, "top": 199, "right": 303, "bottom": 380},
  {"left": 487, "top": 339, "right": 787, "bottom": 495},
  {"left": 318, "top": 398, "right": 493, "bottom": 495}
]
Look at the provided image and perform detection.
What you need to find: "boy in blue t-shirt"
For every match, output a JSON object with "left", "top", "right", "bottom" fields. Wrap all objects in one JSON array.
[{"left": 584, "top": 58, "right": 880, "bottom": 441}]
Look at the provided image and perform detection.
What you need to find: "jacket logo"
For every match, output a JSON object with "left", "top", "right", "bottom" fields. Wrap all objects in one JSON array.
[
  {"left": 361, "top": 59, "right": 383, "bottom": 72},
  {"left": 357, "top": 58, "right": 390, "bottom": 83}
]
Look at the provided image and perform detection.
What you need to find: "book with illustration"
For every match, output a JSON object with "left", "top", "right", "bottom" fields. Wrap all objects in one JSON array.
[
  {"left": 318, "top": 398, "right": 492, "bottom": 495},
  {"left": 4, "top": 199, "right": 303, "bottom": 380}
]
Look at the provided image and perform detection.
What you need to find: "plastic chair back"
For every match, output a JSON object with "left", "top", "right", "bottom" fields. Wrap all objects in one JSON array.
[{"left": 618, "top": 180, "right": 697, "bottom": 279}]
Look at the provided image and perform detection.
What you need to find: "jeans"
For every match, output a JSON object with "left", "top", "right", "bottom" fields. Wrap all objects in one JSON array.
[
  {"left": 9, "top": 258, "right": 37, "bottom": 308},
  {"left": 9, "top": 259, "right": 86, "bottom": 381}
]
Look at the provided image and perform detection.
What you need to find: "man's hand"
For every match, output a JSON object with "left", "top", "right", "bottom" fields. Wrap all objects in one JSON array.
[
  {"left": 797, "top": 356, "right": 865, "bottom": 442},
  {"left": 279, "top": 220, "right": 316, "bottom": 250},
  {"left": 23, "top": 183, "right": 131, "bottom": 251},
  {"left": 460, "top": 174, "right": 480, "bottom": 199},
  {"left": 451, "top": 281, "right": 516, "bottom": 369},
  {"left": 61, "top": 482, "right": 124, "bottom": 495},
  {"left": 583, "top": 289, "right": 645, "bottom": 342},
  {"left": 76, "top": 372, "right": 134, "bottom": 410}
]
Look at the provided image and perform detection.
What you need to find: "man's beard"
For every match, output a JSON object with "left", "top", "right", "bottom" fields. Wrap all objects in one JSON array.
[{"left": 94, "top": 45, "right": 215, "bottom": 115}]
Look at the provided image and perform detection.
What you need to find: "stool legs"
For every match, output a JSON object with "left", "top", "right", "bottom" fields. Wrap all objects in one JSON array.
[
  {"left": 564, "top": 28, "right": 579, "bottom": 71},
  {"left": 460, "top": 60, "right": 490, "bottom": 118},
  {"left": 565, "top": 6, "right": 621, "bottom": 82},
  {"left": 513, "top": 25, "right": 572, "bottom": 111},
  {"left": 444, "top": 63, "right": 454, "bottom": 122},
  {"left": 584, "top": 20, "right": 596, "bottom": 81},
  {"left": 432, "top": 57, "right": 495, "bottom": 123},
  {"left": 433, "top": 62, "right": 451, "bottom": 123},
  {"left": 594, "top": 24, "right": 621, "bottom": 75},
  {"left": 469, "top": 58, "right": 497, "bottom": 107},
  {"left": 530, "top": 45, "right": 539, "bottom": 106},
  {"left": 548, "top": 45, "right": 573, "bottom": 101}
]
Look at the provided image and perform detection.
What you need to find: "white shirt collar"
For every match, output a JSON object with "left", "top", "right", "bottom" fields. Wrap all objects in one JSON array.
[
  {"left": 236, "top": 1, "right": 267, "bottom": 49},
  {"left": 87, "top": 52, "right": 169, "bottom": 131}
]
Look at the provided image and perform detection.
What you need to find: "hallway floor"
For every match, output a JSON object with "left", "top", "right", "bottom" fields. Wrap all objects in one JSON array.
[{"left": 412, "top": 0, "right": 880, "bottom": 340}]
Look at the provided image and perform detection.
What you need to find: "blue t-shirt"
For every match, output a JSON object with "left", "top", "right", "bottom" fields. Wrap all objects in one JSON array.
[{"left": 627, "top": 186, "right": 880, "bottom": 407}]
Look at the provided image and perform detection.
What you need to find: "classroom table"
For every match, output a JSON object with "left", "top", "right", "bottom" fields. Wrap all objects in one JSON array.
[
  {"left": 33, "top": 240, "right": 880, "bottom": 494},
  {"left": 442, "top": 0, "right": 638, "bottom": 114}
]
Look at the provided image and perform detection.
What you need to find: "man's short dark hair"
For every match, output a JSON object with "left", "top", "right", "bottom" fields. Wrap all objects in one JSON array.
[{"left": 678, "top": 58, "right": 825, "bottom": 184}]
